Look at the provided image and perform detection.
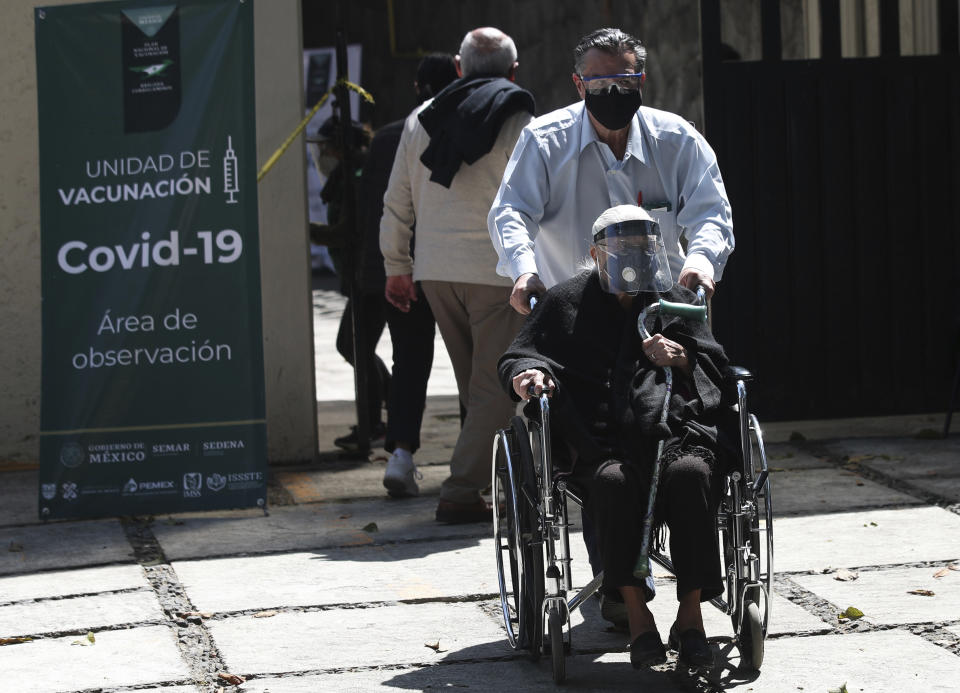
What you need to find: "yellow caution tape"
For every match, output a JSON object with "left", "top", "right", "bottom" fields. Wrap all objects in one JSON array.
[{"left": 257, "top": 79, "right": 374, "bottom": 183}]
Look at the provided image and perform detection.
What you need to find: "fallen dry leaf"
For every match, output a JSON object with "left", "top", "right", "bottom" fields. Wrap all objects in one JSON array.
[
  {"left": 833, "top": 569, "right": 859, "bottom": 582},
  {"left": 362, "top": 522, "right": 379, "bottom": 533},
  {"left": 339, "top": 513, "right": 352, "bottom": 519},
  {"left": 855, "top": 481, "right": 864, "bottom": 486},
  {"left": 424, "top": 640, "right": 448, "bottom": 653},
  {"left": 0, "top": 637, "right": 32, "bottom": 645},
  {"left": 218, "top": 672, "right": 246, "bottom": 685},
  {"left": 907, "top": 589, "right": 935, "bottom": 597},
  {"left": 253, "top": 610, "right": 278, "bottom": 618},
  {"left": 7, "top": 542, "right": 23, "bottom": 552},
  {"left": 950, "top": 564, "right": 959, "bottom": 571},
  {"left": 838, "top": 606, "right": 864, "bottom": 621},
  {"left": 933, "top": 568, "right": 951, "bottom": 579},
  {"left": 179, "top": 611, "right": 214, "bottom": 619}
]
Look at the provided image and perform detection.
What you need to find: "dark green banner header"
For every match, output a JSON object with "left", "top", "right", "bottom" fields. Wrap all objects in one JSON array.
[{"left": 35, "top": 0, "right": 266, "bottom": 519}]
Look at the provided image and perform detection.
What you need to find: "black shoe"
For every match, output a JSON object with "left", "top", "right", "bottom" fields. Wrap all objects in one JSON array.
[
  {"left": 435, "top": 499, "right": 492, "bottom": 524},
  {"left": 334, "top": 422, "right": 386, "bottom": 451},
  {"left": 630, "top": 630, "right": 667, "bottom": 668},
  {"left": 668, "top": 623, "right": 714, "bottom": 669}
]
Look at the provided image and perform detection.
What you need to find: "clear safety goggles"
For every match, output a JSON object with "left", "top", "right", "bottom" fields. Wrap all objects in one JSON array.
[{"left": 579, "top": 72, "right": 645, "bottom": 95}]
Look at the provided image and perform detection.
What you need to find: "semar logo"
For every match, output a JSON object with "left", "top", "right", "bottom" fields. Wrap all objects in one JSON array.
[{"left": 183, "top": 472, "right": 202, "bottom": 498}]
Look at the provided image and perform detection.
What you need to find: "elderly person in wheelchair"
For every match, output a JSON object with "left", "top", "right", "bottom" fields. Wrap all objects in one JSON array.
[{"left": 498, "top": 204, "right": 738, "bottom": 670}]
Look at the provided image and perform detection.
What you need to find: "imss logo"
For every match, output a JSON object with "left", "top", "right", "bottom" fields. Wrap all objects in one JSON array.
[{"left": 183, "top": 472, "right": 202, "bottom": 498}]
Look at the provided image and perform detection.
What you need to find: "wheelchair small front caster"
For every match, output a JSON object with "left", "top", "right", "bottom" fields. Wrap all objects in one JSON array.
[
  {"left": 548, "top": 603, "right": 566, "bottom": 684},
  {"left": 738, "top": 599, "right": 764, "bottom": 671}
]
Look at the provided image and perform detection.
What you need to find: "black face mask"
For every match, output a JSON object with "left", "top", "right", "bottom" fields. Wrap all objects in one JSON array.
[{"left": 584, "top": 86, "right": 643, "bottom": 131}]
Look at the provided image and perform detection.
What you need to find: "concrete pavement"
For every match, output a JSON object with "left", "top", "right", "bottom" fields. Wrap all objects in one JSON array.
[{"left": 2, "top": 284, "right": 959, "bottom": 692}]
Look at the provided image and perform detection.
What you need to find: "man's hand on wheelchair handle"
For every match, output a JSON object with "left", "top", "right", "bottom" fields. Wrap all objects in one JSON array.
[
  {"left": 643, "top": 334, "right": 691, "bottom": 374},
  {"left": 512, "top": 369, "right": 555, "bottom": 400},
  {"left": 677, "top": 268, "right": 715, "bottom": 299},
  {"left": 510, "top": 273, "right": 547, "bottom": 314}
]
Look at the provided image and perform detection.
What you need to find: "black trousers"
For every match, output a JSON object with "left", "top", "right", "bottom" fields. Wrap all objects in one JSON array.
[
  {"left": 336, "top": 288, "right": 436, "bottom": 453},
  {"left": 336, "top": 294, "right": 390, "bottom": 429},
  {"left": 383, "top": 287, "right": 435, "bottom": 453},
  {"left": 583, "top": 452, "right": 725, "bottom": 603}
]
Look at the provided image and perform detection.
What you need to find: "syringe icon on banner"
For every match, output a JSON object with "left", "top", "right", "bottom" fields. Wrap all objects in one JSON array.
[{"left": 223, "top": 136, "right": 239, "bottom": 204}]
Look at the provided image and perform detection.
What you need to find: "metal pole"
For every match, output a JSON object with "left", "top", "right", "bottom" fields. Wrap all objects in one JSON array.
[{"left": 335, "top": 27, "right": 370, "bottom": 454}]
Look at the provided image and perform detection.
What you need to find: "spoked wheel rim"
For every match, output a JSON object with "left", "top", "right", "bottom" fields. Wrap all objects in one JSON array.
[{"left": 493, "top": 433, "right": 524, "bottom": 649}]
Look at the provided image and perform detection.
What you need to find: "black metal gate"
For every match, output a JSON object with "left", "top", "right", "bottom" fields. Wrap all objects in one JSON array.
[{"left": 701, "top": 0, "right": 960, "bottom": 420}]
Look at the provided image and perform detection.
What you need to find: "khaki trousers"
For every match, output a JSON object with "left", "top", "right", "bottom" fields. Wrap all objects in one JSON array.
[{"left": 421, "top": 281, "right": 525, "bottom": 504}]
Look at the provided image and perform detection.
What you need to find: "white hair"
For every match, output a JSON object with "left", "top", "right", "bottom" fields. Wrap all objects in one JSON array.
[{"left": 458, "top": 27, "right": 517, "bottom": 77}]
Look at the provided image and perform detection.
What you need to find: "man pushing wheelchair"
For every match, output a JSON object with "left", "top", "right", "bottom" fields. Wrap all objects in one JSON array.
[{"left": 498, "top": 205, "right": 741, "bottom": 670}]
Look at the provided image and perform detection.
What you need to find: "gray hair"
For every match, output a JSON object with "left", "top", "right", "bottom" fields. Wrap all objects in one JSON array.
[
  {"left": 458, "top": 27, "right": 517, "bottom": 77},
  {"left": 573, "top": 27, "right": 647, "bottom": 74}
]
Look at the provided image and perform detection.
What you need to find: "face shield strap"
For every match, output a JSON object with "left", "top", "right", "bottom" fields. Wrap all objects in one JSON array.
[{"left": 592, "top": 219, "right": 660, "bottom": 244}]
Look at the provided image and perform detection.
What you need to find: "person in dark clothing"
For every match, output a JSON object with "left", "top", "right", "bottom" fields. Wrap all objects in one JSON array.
[
  {"left": 326, "top": 56, "right": 460, "bottom": 458},
  {"left": 374, "top": 54, "right": 460, "bottom": 493},
  {"left": 498, "top": 205, "right": 736, "bottom": 671},
  {"left": 308, "top": 117, "right": 388, "bottom": 450}
]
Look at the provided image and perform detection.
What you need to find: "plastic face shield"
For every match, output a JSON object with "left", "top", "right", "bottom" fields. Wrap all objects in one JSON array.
[{"left": 593, "top": 219, "right": 673, "bottom": 295}]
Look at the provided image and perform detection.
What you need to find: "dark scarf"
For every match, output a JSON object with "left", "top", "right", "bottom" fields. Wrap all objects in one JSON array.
[{"left": 417, "top": 74, "right": 535, "bottom": 188}]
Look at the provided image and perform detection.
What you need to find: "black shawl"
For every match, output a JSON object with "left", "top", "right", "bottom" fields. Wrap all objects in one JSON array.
[{"left": 418, "top": 75, "right": 535, "bottom": 188}]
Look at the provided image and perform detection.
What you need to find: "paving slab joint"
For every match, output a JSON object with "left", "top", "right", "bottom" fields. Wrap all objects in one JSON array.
[
  {"left": 120, "top": 517, "right": 240, "bottom": 691},
  {"left": 799, "top": 441, "right": 960, "bottom": 512}
]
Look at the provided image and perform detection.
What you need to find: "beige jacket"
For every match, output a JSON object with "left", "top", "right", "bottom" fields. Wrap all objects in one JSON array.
[{"left": 380, "top": 100, "right": 532, "bottom": 286}]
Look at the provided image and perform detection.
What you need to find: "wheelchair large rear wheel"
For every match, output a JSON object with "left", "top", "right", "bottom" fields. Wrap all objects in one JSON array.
[
  {"left": 510, "top": 416, "right": 545, "bottom": 661},
  {"left": 493, "top": 431, "right": 524, "bottom": 649}
]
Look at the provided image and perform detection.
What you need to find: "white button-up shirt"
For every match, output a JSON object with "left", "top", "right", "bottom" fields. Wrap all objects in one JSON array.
[{"left": 488, "top": 102, "right": 734, "bottom": 289}]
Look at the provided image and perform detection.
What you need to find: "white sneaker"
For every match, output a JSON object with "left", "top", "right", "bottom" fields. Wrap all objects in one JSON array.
[{"left": 383, "top": 448, "right": 421, "bottom": 498}]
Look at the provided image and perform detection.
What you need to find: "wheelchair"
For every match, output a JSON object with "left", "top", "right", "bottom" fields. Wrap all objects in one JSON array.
[{"left": 492, "top": 294, "right": 773, "bottom": 684}]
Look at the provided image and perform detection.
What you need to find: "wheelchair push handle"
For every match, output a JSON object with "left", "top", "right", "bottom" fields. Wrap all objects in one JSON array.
[{"left": 656, "top": 299, "right": 708, "bottom": 322}]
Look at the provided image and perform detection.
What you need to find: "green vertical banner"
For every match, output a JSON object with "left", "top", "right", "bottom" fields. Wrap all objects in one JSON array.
[{"left": 35, "top": 0, "right": 266, "bottom": 519}]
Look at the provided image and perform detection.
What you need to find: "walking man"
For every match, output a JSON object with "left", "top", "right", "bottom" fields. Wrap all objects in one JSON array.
[{"left": 380, "top": 27, "right": 535, "bottom": 523}]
